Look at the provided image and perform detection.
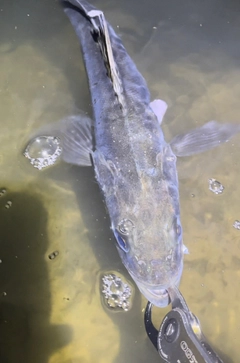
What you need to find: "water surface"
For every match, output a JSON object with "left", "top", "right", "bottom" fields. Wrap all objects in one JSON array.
[{"left": 0, "top": 0, "right": 240, "bottom": 362}]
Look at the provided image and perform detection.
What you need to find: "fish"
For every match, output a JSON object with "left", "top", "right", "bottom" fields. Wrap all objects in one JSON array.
[{"left": 48, "top": 0, "right": 240, "bottom": 307}]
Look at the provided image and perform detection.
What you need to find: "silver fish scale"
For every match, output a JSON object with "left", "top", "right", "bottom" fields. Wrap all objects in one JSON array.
[{"left": 63, "top": 0, "right": 183, "bottom": 307}]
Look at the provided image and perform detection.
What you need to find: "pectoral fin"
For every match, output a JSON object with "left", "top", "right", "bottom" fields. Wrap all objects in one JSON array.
[
  {"left": 150, "top": 99, "right": 168, "bottom": 125},
  {"left": 183, "top": 245, "right": 189, "bottom": 255},
  {"left": 60, "top": 115, "right": 93, "bottom": 166},
  {"left": 32, "top": 114, "right": 93, "bottom": 166},
  {"left": 170, "top": 120, "right": 240, "bottom": 157}
]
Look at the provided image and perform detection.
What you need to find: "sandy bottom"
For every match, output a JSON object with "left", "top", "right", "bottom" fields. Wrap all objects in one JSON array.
[{"left": 0, "top": 0, "right": 240, "bottom": 362}]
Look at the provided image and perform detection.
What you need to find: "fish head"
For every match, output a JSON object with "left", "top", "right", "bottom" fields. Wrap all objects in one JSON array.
[
  {"left": 112, "top": 211, "right": 183, "bottom": 307},
  {"left": 111, "top": 170, "right": 184, "bottom": 307}
]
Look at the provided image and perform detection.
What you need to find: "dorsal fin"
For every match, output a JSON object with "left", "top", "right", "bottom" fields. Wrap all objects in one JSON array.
[{"left": 87, "top": 9, "right": 125, "bottom": 110}]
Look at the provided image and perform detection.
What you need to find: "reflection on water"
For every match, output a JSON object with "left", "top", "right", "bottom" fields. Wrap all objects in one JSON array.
[{"left": 0, "top": 0, "right": 240, "bottom": 362}]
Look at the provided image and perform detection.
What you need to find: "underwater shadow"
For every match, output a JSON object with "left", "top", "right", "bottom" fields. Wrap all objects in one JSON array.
[
  {"left": 0, "top": 191, "right": 72, "bottom": 363},
  {"left": 47, "top": 165, "right": 162, "bottom": 362}
]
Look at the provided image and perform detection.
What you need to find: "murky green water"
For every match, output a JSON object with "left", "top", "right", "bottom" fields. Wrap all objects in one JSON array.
[{"left": 0, "top": 0, "right": 240, "bottom": 362}]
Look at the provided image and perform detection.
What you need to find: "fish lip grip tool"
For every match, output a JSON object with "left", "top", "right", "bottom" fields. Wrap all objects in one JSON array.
[{"left": 144, "top": 286, "right": 224, "bottom": 363}]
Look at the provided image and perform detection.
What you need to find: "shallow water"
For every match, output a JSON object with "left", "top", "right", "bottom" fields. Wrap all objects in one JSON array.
[{"left": 0, "top": 0, "right": 240, "bottom": 362}]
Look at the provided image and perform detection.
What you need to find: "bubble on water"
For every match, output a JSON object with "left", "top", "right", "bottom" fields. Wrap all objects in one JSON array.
[
  {"left": 118, "top": 219, "right": 135, "bottom": 235},
  {"left": 48, "top": 251, "right": 59, "bottom": 260},
  {"left": 24, "top": 136, "right": 62, "bottom": 170},
  {"left": 2, "top": 292, "right": 7, "bottom": 296},
  {"left": 102, "top": 273, "right": 132, "bottom": 311},
  {"left": 233, "top": 220, "right": 240, "bottom": 230},
  {"left": 5, "top": 201, "right": 12, "bottom": 209},
  {"left": 208, "top": 178, "right": 224, "bottom": 194},
  {"left": 0, "top": 188, "right": 6, "bottom": 197}
]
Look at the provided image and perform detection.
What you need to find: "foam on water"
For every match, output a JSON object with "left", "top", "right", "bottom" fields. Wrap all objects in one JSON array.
[
  {"left": 102, "top": 273, "right": 132, "bottom": 311},
  {"left": 24, "top": 136, "right": 62, "bottom": 170}
]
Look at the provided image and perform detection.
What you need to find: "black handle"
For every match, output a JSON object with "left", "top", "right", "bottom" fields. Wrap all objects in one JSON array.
[
  {"left": 158, "top": 309, "right": 224, "bottom": 363},
  {"left": 144, "top": 302, "right": 224, "bottom": 363}
]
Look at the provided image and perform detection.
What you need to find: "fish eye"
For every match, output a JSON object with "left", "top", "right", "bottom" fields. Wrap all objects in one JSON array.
[
  {"left": 114, "top": 230, "right": 129, "bottom": 252},
  {"left": 176, "top": 224, "right": 182, "bottom": 237},
  {"left": 173, "top": 217, "right": 182, "bottom": 238}
]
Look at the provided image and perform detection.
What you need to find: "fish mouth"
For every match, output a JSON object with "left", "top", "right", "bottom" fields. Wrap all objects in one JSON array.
[
  {"left": 137, "top": 283, "right": 170, "bottom": 307},
  {"left": 131, "top": 273, "right": 182, "bottom": 307}
]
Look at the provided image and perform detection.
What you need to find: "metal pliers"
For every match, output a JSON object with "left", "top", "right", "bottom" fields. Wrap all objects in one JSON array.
[{"left": 144, "top": 286, "right": 224, "bottom": 363}]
